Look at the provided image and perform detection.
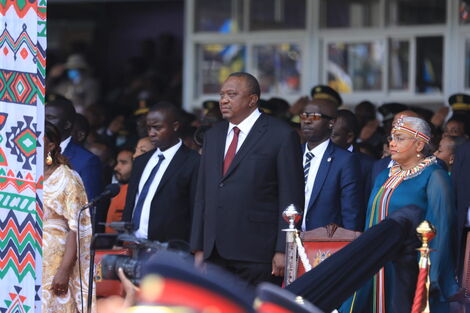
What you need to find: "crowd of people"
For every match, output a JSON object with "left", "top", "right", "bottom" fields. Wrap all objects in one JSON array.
[{"left": 42, "top": 52, "right": 470, "bottom": 313}]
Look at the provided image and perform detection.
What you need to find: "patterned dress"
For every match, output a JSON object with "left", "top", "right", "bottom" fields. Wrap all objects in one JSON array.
[
  {"left": 339, "top": 156, "right": 459, "bottom": 313},
  {"left": 42, "top": 165, "right": 95, "bottom": 313}
]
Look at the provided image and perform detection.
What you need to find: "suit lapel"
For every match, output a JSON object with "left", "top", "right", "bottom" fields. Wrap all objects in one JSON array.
[
  {"left": 307, "top": 141, "right": 335, "bottom": 209},
  {"left": 155, "top": 145, "right": 188, "bottom": 195},
  {"left": 221, "top": 114, "right": 268, "bottom": 181},
  {"left": 62, "top": 142, "right": 80, "bottom": 171},
  {"left": 63, "top": 141, "right": 76, "bottom": 159}
]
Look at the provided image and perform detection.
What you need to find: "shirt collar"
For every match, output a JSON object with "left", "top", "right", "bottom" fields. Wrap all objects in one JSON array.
[
  {"left": 154, "top": 139, "right": 182, "bottom": 160},
  {"left": 305, "top": 139, "right": 330, "bottom": 156},
  {"left": 228, "top": 109, "right": 262, "bottom": 135},
  {"left": 60, "top": 136, "right": 72, "bottom": 153},
  {"left": 347, "top": 145, "right": 354, "bottom": 152}
]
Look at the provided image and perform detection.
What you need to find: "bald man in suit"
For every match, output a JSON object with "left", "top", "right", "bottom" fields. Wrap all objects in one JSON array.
[{"left": 190, "top": 72, "right": 304, "bottom": 286}]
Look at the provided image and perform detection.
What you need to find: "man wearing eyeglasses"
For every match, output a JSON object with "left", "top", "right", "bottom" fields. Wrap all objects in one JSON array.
[
  {"left": 300, "top": 91, "right": 363, "bottom": 232},
  {"left": 191, "top": 72, "right": 304, "bottom": 286}
]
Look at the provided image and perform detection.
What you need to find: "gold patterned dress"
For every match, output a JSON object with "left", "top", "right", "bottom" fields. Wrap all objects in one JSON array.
[{"left": 42, "top": 165, "right": 95, "bottom": 313}]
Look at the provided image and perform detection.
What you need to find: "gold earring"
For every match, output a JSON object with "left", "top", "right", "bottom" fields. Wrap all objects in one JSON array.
[{"left": 46, "top": 152, "right": 53, "bottom": 165}]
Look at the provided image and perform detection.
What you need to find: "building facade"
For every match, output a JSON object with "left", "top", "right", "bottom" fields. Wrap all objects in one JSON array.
[{"left": 183, "top": 0, "right": 470, "bottom": 110}]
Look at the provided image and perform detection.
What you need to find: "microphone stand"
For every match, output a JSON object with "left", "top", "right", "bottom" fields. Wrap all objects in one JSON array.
[
  {"left": 78, "top": 199, "right": 100, "bottom": 313},
  {"left": 78, "top": 184, "right": 120, "bottom": 313}
]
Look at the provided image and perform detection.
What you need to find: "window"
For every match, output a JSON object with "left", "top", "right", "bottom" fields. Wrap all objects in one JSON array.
[
  {"left": 186, "top": 0, "right": 458, "bottom": 110},
  {"left": 460, "top": 0, "right": 470, "bottom": 24},
  {"left": 195, "top": 44, "right": 246, "bottom": 97},
  {"left": 387, "top": 0, "right": 446, "bottom": 26},
  {"left": 194, "top": 0, "right": 243, "bottom": 33},
  {"left": 415, "top": 36, "right": 443, "bottom": 93},
  {"left": 327, "top": 41, "right": 384, "bottom": 92},
  {"left": 252, "top": 44, "right": 302, "bottom": 94},
  {"left": 249, "top": 0, "right": 306, "bottom": 31},
  {"left": 465, "top": 39, "right": 470, "bottom": 88},
  {"left": 389, "top": 39, "right": 410, "bottom": 91},
  {"left": 320, "top": 0, "right": 380, "bottom": 28}
]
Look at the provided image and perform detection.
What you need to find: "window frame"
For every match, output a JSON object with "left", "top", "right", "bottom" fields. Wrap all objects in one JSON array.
[{"left": 184, "top": 0, "right": 460, "bottom": 111}]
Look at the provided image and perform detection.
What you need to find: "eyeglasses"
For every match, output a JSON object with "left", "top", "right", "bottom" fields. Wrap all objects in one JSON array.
[
  {"left": 299, "top": 112, "right": 334, "bottom": 121},
  {"left": 387, "top": 135, "right": 416, "bottom": 143}
]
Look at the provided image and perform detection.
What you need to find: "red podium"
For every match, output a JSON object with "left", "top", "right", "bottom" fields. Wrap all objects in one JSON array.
[{"left": 296, "top": 224, "right": 361, "bottom": 277}]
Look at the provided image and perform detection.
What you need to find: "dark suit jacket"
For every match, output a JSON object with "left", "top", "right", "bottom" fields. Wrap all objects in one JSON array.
[
  {"left": 353, "top": 149, "right": 375, "bottom": 205},
  {"left": 303, "top": 141, "right": 363, "bottom": 231},
  {"left": 371, "top": 156, "right": 391, "bottom": 187},
  {"left": 63, "top": 141, "right": 102, "bottom": 201},
  {"left": 122, "top": 144, "right": 199, "bottom": 243},
  {"left": 452, "top": 141, "right": 470, "bottom": 266},
  {"left": 190, "top": 114, "right": 304, "bottom": 263}
]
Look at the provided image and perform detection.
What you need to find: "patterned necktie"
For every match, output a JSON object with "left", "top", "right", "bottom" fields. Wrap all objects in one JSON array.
[
  {"left": 304, "top": 152, "right": 314, "bottom": 183},
  {"left": 132, "top": 154, "right": 165, "bottom": 230},
  {"left": 223, "top": 127, "right": 240, "bottom": 175}
]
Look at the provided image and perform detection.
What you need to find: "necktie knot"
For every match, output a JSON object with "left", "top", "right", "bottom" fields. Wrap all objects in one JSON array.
[
  {"left": 158, "top": 154, "right": 165, "bottom": 161},
  {"left": 233, "top": 127, "right": 240, "bottom": 136},
  {"left": 306, "top": 152, "right": 314, "bottom": 161}
]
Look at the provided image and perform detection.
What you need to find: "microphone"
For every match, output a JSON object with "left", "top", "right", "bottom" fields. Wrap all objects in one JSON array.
[{"left": 81, "top": 183, "right": 120, "bottom": 210}]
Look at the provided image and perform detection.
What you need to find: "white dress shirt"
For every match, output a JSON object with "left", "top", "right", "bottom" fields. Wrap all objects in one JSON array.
[
  {"left": 60, "top": 136, "right": 72, "bottom": 153},
  {"left": 302, "top": 139, "right": 330, "bottom": 231},
  {"left": 224, "top": 109, "right": 262, "bottom": 156},
  {"left": 134, "top": 140, "right": 182, "bottom": 239}
]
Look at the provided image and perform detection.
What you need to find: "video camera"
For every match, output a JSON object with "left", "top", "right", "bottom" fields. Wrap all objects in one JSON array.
[{"left": 95, "top": 222, "right": 190, "bottom": 285}]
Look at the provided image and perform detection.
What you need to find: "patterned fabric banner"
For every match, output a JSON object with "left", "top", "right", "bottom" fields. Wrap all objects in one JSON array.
[{"left": 0, "top": 1, "right": 46, "bottom": 313}]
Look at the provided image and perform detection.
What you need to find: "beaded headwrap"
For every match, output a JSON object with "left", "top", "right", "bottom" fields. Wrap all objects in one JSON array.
[{"left": 392, "top": 116, "right": 431, "bottom": 144}]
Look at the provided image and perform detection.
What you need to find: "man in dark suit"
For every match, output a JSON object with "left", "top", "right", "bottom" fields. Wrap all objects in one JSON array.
[
  {"left": 45, "top": 95, "right": 102, "bottom": 202},
  {"left": 122, "top": 102, "right": 199, "bottom": 242},
  {"left": 190, "top": 72, "right": 304, "bottom": 286},
  {"left": 300, "top": 97, "right": 363, "bottom": 231},
  {"left": 331, "top": 109, "right": 375, "bottom": 205}
]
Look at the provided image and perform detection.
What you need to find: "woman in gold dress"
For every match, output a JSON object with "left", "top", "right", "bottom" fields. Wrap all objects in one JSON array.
[{"left": 42, "top": 121, "right": 94, "bottom": 313}]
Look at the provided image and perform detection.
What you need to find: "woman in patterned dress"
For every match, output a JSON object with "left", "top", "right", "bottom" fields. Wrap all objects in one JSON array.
[
  {"left": 339, "top": 116, "right": 459, "bottom": 313},
  {"left": 42, "top": 121, "right": 94, "bottom": 313}
]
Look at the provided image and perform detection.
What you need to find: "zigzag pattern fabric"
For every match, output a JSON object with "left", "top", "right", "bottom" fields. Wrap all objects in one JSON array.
[{"left": 0, "top": 1, "right": 46, "bottom": 313}]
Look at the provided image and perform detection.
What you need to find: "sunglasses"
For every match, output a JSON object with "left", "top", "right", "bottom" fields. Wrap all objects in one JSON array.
[{"left": 299, "top": 112, "right": 334, "bottom": 121}]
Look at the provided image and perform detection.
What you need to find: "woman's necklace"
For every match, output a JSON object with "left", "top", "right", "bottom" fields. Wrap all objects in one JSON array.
[{"left": 384, "top": 156, "right": 437, "bottom": 189}]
